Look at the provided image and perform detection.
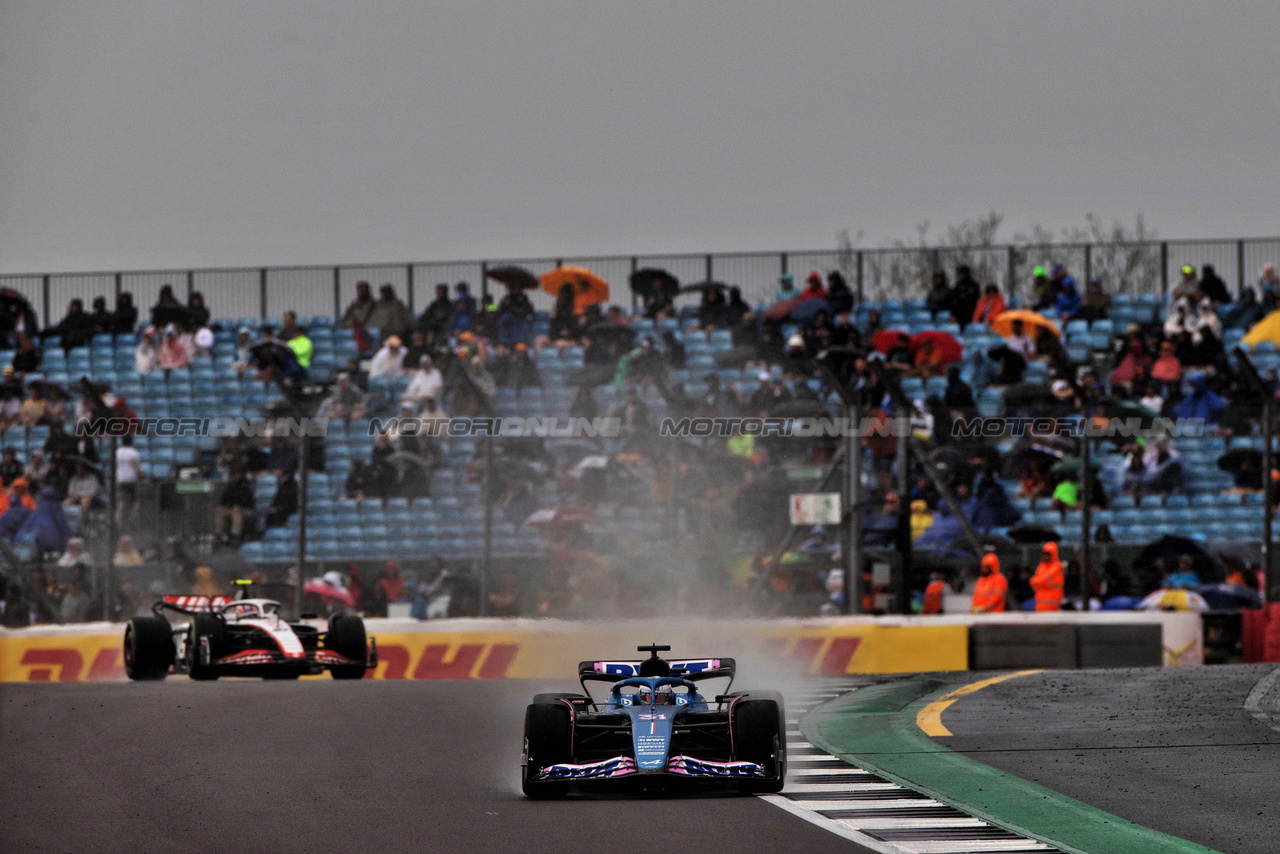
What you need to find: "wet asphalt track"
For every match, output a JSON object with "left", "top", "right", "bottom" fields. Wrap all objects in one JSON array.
[
  {"left": 941, "top": 664, "right": 1280, "bottom": 854},
  {"left": 0, "top": 679, "right": 873, "bottom": 854}
]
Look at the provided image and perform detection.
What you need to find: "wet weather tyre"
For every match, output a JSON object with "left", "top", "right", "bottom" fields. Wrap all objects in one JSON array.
[
  {"left": 187, "top": 614, "right": 226, "bottom": 681},
  {"left": 123, "top": 617, "right": 174, "bottom": 681},
  {"left": 522, "top": 702, "right": 573, "bottom": 799},
  {"left": 731, "top": 690, "right": 786, "bottom": 793},
  {"left": 326, "top": 614, "right": 368, "bottom": 680}
]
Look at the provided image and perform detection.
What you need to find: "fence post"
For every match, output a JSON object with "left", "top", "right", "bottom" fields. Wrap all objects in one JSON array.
[
  {"left": 479, "top": 261, "right": 488, "bottom": 301},
  {"left": 856, "top": 251, "right": 864, "bottom": 304},
  {"left": 1160, "top": 242, "right": 1169, "bottom": 300},
  {"left": 332, "top": 267, "right": 341, "bottom": 320},
  {"left": 705, "top": 254, "right": 713, "bottom": 284},
  {"left": 185, "top": 270, "right": 194, "bottom": 300},
  {"left": 259, "top": 269, "right": 268, "bottom": 321},
  {"left": 630, "top": 256, "right": 638, "bottom": 312},
  {"left": 406, "top": 263, "right": 415, "bottom": 313},
  {"left": 1083, "top": 244, "right": 1092, "bottom": 286},
  {"left": 1006, "top": 246, "right": 1017, "bottom": 302},
  {"left": 115, "top": 272, "right": 123, "bottom": 302},
  {"left": 1238, "top": 239, "right": 1246, "bottom": 298},
  {"left": 780, "top": 252, "right": 788, "bottom": 277},
  {"left": 42, "top": 275, "right": 50, "bottom": 328}
]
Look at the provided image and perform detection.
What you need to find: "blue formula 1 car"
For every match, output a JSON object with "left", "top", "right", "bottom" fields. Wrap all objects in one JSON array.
[{"left": 521, "top": 644, "right": 786, "bottom": 798}]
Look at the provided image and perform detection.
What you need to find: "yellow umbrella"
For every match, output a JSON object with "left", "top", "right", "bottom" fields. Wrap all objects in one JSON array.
[
  {"left": 1137, "top": 588, "right": 1208, "bottom": 612},
  {"left": 1242, "top": 310, "right": 1280, "bottom": 349},
  {"left": 991, "top": 309, "right": 1060, "bottom": 339},
  {"left": 540, "top": 266, "right": 610, "bottom": 314}
]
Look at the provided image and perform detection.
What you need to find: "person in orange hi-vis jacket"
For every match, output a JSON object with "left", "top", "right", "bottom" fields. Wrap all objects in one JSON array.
[
  {"left": 923, "top": 572, "right": 947, "bottom": 614},
  {"left": 1030, "top": 541, "right": 1065, "bottom": 611},
  {"left": 971, "top": 553, "right": 1008, "bottom": 613}
]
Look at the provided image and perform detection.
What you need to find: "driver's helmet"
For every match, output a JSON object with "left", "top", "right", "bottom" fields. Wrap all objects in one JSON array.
[
  {"left": 231, "top": 603, "right": 257, "bottom": 619},
  {"left": 654, "top": 685, "right": 675, "bottom": 705},
  {"left": 635, "top": 685, "right": 652, "bottom": 704}
]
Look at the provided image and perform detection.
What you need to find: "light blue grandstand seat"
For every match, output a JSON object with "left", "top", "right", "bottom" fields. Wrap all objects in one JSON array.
[
  {"left": 240, "top": 542, "right": 265, "bottom": 561},
  {"left": 1163, "top": 494, "right": 1189, "bottom": 508},
  {"left": 1188, "top": 493, "right": 1216, "bottom": 508}
]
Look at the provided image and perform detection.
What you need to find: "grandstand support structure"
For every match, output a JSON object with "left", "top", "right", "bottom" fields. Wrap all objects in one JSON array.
[{"left": 1080, "top": 436, "right": 1092, "bottom": 603}]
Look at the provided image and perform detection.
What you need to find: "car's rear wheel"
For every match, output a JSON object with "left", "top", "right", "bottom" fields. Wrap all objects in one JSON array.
[
  {"left": 187, "top": 614, "right": 225, "bottom": 681},
  {"left": 326, "top": 614, "right": 368, "bottom": 680},
  {"left": 124, "top": 617, "right": 174, "bottom": 681},
  {"left": 731, "top": 690, "right": 786, "bottom": 793},
  {"left": 522, "top": 702, "right": 573, "bottom": 799}
]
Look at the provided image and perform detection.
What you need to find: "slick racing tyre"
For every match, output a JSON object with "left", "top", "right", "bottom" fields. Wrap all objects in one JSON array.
[
  {"left": 123, "top": 616, "right": 174, "bottom": 681},
  {"left": 326, "top": 614, "right": 368, "bottom": 680},
  {"left": 187, "top": 614, "right": 226, "bottom": 681},
  {"left": 522, "top": 702, "right": 573, "bottom": 799},
  {"left": 731, "top": 690, "right": 786, "bottom": 793}
]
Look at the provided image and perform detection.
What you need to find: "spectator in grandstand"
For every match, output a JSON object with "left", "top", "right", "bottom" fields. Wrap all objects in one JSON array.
[
  {"left": 65, "top": 462, "right": 102, "bottom": 513},
  {"left": 942, "top": 365, "right": 977, "bottom": 421},
  {"left": 340, "top": 281, "right": 376, "bottom": 328},
  {"left": 747, "top": 372, "right": 790, "bottom": 415},
  {"left": 417, "top": 283, "right": 454, "bottom": 340},
  {"left": 278, "top": 311, "right": 303, "bottom": 342},
  {"left": 724, "top": 287, "right": 750, "bottom": 330},
  {"left": 950, "top": 266, "right": 981, "bottom": 330},
  {"left": 50, "top": 298, "right": 96, "bottom": 351},
  {"left": 402, "top": 330, "right": 430, "bottom": 368},
  {"left": 0, "top": 447, "right": 22, "bottom": 487},
  {"left": 282, "top": 321, "right": 312, "bottom": 370},
  {"left": 1255, "top": 263, "right": 1280, "bottom": 309},
  {"left": 1198, "top": 264, "right": 1231, "bottom": 305},
  {"left": 365, "top": 283, "right": 411, "bottom": 341},
  {"left": 23, "top": 452, "right": 48, "bottom": 488},
  {"left": 1054, "top": 275, "right": 1081, "bottom": 323},
  {"left": 402, "top": 355, "right": 444, "bottom": 410},
  {"left": 0, "top": 379, "right": 20, "bottom": 428},
  {"left": 0, "top": 475, "right": 36, "bottom": 516},
  {"left": 1224, "top": 286, "right": 1265, "bottom": 330},
  {"left": 88, "top": 296, "right": 113, "bottom": 333},
  {"left": 569, "top": 386, "right": 598, "bottom": 421},
  {"left": 262, "top": 470, "right": 298, "bottom": 529},
  {"left": 507, "top": 344, "right": 541, "bottom": 395},
  {"left": 970, "top": 284, "right": 1004, "bottom": 328},
  {"left": 159, "top": 324, "right": 189, "bottom": 371},
  {"left": 187, "top": 291, "right": 212, "bottom": 328},
  {"left": 826, "top": 271, "right": 854, "bottom": 314},
  {"left": 497, "top": 280, "right": 534, "bottom": 335},
  {"left": 1076, "top": 279, "right": 1111, "bottom": 322},
  {"left": 110, "top": 292, "right": 139, "bottom": 334},
  {"left": 317, "top": 373, "right": 367, "bottom": 422},
  {"left": 372, "top": 561, "right": 407, "bottom": 615},
  {"left": 12, "top": 333, "right": 41, "bottom": 376},
  {"left": 1172, "top": 373, "right": 1226, "bottom": 425},
  {"left": 228, "top": 326, "right": 252, "bottom": 375},
  {"left": 114, "top": 534, "right": 143, "bottom": 566},
  {"left": 799, "top": 271, "right": 826, "bottom": 302},
  {"left": 1004, "top": 318, "right": 1036, "bottom": 358},
  {"left": 1150, "top": 341, "right": 1182, "bottom": 384},
  {"left": 1194, "top": 301, "right": 1223, "bottom": 350},
  {"left": 451, "top": 282, "right": 478, "bottom": 334},
  {"left": 697, "top": 285, "right": 726, "bottom": 329},
  {"left": 56, "top": 575, "right": 89, "bottom": 624},
  {"left": 467, "top": 354, "right": 497, "bottom": 400},
  {"left": 537, "top": 284, "right": 580, "bottom": 351},
  {"left": 19, "top": 384, "right": 48, "bottom": 427},
  {"left": 775, "top": 274, "right": 799, "bottom": 302},
  {"left": 474, "top": 292, "right": 499, "bottom": 340},
  {"left": 657, "top": 330, "right": 685, "bottom": 370},
  {"left": 368, "top": 335, "right": 407, "bottom": 381},
  {"left": 1172, "top": 265, "right": 1199, "bottom": 303},
  {"left": 113, "top": 435, "right": 142, "bottom": 525}
]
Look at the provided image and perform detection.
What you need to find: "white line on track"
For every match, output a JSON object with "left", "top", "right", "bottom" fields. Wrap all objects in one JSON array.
[{"left": 768, "top": 682, "right": 1062, "bottom": 854}]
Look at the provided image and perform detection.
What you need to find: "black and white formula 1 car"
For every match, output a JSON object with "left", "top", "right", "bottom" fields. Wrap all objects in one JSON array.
[
  {"left": 123, "top": 588, "right": 376, "bottom": 681},
  {"left": 521, "top": 644, "right": 786, "bottom": 798}
]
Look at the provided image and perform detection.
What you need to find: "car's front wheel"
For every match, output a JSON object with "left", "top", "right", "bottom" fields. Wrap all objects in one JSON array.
[
  {"left": 521, "top": 701, "right": 573, "bottom": 799},
  {"left": 326, "top": 614, "right": 368, "bottom": 680},
  {"left": 124, "top": 617, "right": 174, "bottom": 681}
]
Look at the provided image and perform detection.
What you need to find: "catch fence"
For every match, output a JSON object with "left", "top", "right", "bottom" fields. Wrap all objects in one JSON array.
[{"left": 4, "top": 237, "right": 1279, "bottom": 326}]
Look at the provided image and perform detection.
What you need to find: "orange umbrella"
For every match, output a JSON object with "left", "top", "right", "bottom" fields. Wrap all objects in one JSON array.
[
  {"left": 991, "top": 309, "right": 1061, "bottom": 340},
  {"left": 540, "top": 266, "right": 610, "bottom": 313}
]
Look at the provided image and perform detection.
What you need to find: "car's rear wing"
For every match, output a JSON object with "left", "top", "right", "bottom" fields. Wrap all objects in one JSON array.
[
  {"left": 578, "top": 658, "right": 736, "bottom": 683},
  {"left": 154, "top": 595, "right": 233, "bottom": 616}
]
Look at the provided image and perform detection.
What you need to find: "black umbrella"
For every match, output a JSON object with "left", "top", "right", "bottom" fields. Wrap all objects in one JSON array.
[
  {"left": 384, "top": 451, "right": 435, "bottom": 474},
  {"left": 485, "top": 265, "right": 540, "bottom": 291},
  {"left": 1218, "top": 448, "right": 1263, "bottom": 489},
  {"left": 629, "top": 268, "right": 680, "bottom": 298},
  {"left": 678, "top": 281, "right": 728, "bottom": 296},
  {"left": 1195, "top": 582, "right": 1263, "bottom": 610},
  {"left": 0, "top": 289, "right": 39, "bottom": 333},
  {"left": 1135, "top": 534, "right": 1222, "bottom": 580},
  {"left": 1050, "top": 457, "right": 1102, "bottom": 476},
  {"left": 1007, "top": 523, "right": 1062, "bottom": 544},
  {"left": 927, "top": 447, "right": 971, "bottom": 488},
  {"left": 151, "top": 303, "right": 196, "bottom": 328},
  {"left": 1000, "top": 444, "right": 1065, "bottom": 478},
  {"left": 65, "top": 455, "right": 105, "bottom": 483}
]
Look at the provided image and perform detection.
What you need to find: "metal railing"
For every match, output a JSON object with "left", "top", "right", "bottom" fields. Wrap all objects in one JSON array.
[{"left": 4, "top": 236, "right": 1279, "bottom": 327}]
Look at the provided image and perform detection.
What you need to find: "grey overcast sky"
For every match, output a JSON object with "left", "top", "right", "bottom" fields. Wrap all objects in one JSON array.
[{"left": 1, "top": 1, "right": 1278, "bottom": 274}]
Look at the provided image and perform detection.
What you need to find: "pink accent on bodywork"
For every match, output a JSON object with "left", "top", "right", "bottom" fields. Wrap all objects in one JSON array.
[
  {"left": 726, "top": 694, "right": 745, "bottom": 756},
  {"left": 559, "top": 698, "right": 576, "bottom": 756}
]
